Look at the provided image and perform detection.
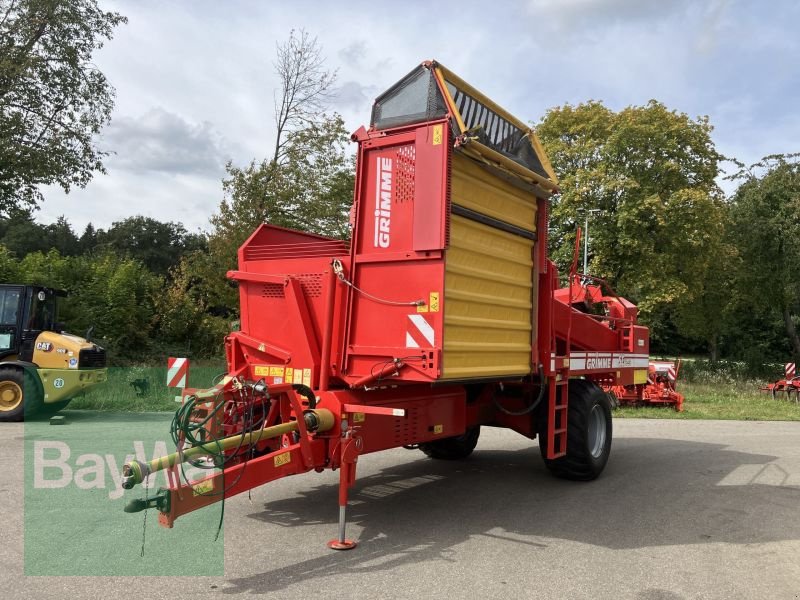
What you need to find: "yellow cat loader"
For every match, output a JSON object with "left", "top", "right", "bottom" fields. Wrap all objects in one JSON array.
[{"left": 0, "top": 285, "right": 107, "bottom": 421}]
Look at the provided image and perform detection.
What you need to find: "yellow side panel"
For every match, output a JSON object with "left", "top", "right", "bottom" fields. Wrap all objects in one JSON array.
[
  {"left": 450, "top": 153, "right": 537, "bottom": 232},
  {"left": 442, "top": 215, "right": 533, "bottom": 379}
]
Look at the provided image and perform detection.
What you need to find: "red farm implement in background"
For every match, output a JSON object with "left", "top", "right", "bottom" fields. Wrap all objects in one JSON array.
[
  {"left": 606, "top": 359, "right": 684, "bottom": 412},
  {"left": 761, "top": 362, "right": 800, "bottom": 401},
  {"left": 120, "top": 60, "right": 651, "bottom": 550}
]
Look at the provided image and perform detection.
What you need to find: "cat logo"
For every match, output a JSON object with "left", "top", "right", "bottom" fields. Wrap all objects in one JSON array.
[{"left": 35, "top": 342, "right": 53, "bottom": 352}]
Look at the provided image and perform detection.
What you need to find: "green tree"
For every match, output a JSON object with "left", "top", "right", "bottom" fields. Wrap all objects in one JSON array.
[
  {"left": 153, "top": 257, "right": 228, "bottom": 357},
  {"left": 44, "top": 214, "right": 78, "bottom": 255},
  {"left": 537, "top": 100, "right": 728, "bottom": 353},
  {"left": 0, "top": 0, "right": 126, "bottom": 211},
  {"left": 96, "top": 215, "right": 208, "bottom": 275},
  {"left": 0, "top": 208, "right": 48, "bottom": 256},
  {"left": 187, "top": 30, "right": 355, "bottom": 317},
  {"left": 11, "top": 247, "right": 160, "bottom": 358},
  {"left": 728, "top": 155, "right": 800, "bottom": 364},
  {"left": 78, "top": 222, "right": 97, "bottom": 253}
]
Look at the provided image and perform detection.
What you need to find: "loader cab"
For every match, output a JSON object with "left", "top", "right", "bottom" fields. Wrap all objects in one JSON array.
[{"left": 0, "top": 285, "right": 65, "bottom": 361}]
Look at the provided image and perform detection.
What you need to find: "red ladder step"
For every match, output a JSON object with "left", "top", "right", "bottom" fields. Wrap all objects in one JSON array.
[{"left": 546, "top": 374, "right": 569, "bottom": 459}]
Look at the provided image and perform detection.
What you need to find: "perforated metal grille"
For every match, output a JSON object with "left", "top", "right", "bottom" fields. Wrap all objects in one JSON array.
[
  {"left": 396, "top": 145, "right": 415, "bottom": 203},
  {"left": 261, "top": 283, "right": 284, "bottom": 298},
  {"left": 393, "top": 406, "right": 420, "bottom": 446},
  {"left": 259, "top": 274, "right": 323, "bottom": 299},
  {"left": 296, "top": 273, "right": 323, "bottom": 298}
]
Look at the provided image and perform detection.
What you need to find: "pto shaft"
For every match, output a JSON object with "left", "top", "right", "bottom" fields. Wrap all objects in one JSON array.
[{"left": 121, "top": 408, "right": 334, "bottom": 489}]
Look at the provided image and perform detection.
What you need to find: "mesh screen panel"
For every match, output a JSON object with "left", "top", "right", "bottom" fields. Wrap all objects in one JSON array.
[
  {"left": 372, "top": 67, "right": 447, "bottom": 130},
  {"left": 444, "top": 81, "right": 549, "bottom": 179}
]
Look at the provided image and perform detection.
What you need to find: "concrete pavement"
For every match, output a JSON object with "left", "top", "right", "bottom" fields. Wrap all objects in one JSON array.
[{"left": 2, "top": 416, "right": 799, "bottom": 599}]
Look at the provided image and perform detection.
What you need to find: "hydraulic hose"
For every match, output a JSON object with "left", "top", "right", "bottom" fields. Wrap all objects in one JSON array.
[
  {"left": 492, "top": 367, "right": 547, "bottom": 416},
  {"left": 121, "top": 408, "right": 334, "bottom": 489}
]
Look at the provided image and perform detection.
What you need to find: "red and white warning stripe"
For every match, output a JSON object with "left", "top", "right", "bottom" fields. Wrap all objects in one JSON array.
[
  {"left": 667, "top": 365, "right": 677, "bottom": 382},
  {"left": 786, "top": 362, "right": 796, "bottom": 379},
  {"left": 167, "top": 357, "right": 188, "bottom": 388},
  {"left": 405, "top": 314, "right": 435, "bottom": 348},
  {"left": 650, "top": 361, "right": 677, "bottom": 382}
]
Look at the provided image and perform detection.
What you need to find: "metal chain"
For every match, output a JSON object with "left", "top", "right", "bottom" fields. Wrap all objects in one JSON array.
[{"left": 140, "top": 477, "right": 148, "bottom": 557}]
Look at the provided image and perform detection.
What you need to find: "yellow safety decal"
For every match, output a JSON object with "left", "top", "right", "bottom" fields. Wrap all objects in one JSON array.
[
  {"left": 274, "top": 452, "right": 291, "bottom": 467},
  {"left": 269, "top": 366, "right": 284, "bottom": 377},
  {"left": 257, "top": 343, "right": 266, "bottom": 352},
  {"left": 633, "top": 369, "right": 648, "bottom": 385},
  {"left": 432, "top": 124, "right": 443, "bottom": 145},
  {"left": 254, "top": 365, "right": 275, "bottom": 377},
  {"left": 433, "top": 424, "right": 443, "bottom": 434},
  {"left": 192, "top": 480, "right": 214, "bottom": 496},
  {"left": 353, "top": 412, "right": 366, "bottom": 423},
  {"left": 302, "top": 368, "right": 312, "bottom": 387},
  {"left": 285, "top": 367, "right": 293, "bottom": 382},
  {"left": 429, "top": 292, "right": 440, "bottom": 313},
  {"left": 292, "top": 369, "right": 303, "bottom": 385},
  {"left": 417, "top": 302, "right": 429, "bottom": 313}
]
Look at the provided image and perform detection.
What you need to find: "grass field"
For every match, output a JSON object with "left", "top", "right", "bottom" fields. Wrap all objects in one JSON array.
[
  {"left": 67, "top": 364, "right": 800, "bottom": 421},
  {"left": 615, "top": 380, "right": 800, "bottom": 421},
  {"left": 68, "top": 364, "right": 227, "bottom": 412}
]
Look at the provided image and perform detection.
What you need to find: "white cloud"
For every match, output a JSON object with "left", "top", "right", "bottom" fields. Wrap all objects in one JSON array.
[
  {"left": 102, "top": 108, "right": 231, "bottom": 175},
  {"left": 36, "top": 0, "right": 800, "bottom": 233}
]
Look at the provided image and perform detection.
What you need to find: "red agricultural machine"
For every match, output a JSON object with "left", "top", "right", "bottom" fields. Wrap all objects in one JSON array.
[
  {"left": 606, "top": 359, "right": 684, "bottom": 412},
  {"left": 121, "top": 61, "right": 650, "bottom": 549},
  {"left": 761, "top": 362, "right": 800, "bottom": 401}
]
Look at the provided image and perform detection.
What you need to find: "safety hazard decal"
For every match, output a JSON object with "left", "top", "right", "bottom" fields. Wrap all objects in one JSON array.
[{"left": 405, "top": 314, "right": 435, "bottom": 348}]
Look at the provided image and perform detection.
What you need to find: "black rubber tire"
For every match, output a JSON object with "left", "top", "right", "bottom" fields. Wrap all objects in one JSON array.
[
  {"left": 37, "top": 399, "right": 72, "bottom": 417},
  {"left": 539, "top": 379, "right": 612, "bottom": 481},
  {"left": 0, "top": 367, "right": 42, "bottom": 422},
  {"left": 419, "top": 426, "right": 480, "bottom": 460}
]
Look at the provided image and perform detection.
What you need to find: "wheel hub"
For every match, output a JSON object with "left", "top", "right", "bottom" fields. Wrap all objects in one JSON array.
[
  {"left": 588, "top": 403, "right": 607, "bottom": 459},
  {"left": 0, "top": 381, "right": 23, "bottom": 412}
]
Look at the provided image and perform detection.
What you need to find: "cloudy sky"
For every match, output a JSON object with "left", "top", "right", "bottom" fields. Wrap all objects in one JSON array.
[{"left": 39, "top": 0, "right": 800, "bottom": 233}]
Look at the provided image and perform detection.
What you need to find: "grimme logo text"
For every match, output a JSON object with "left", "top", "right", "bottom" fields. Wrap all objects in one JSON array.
[{"left": 373, "top": 156, "right": 392, "bottom": 248}]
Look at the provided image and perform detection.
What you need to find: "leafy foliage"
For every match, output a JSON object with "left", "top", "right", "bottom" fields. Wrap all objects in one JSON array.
[
  {"left": 0, "top": 0, "right": 126, "bottom": 210},
  {"left": 537, "top": 100, "right": 729, "bottom": 352},
  {"left": 0, "top": 247, "right": 160, "bottom": 358},
  {"left": 727, "top": 155, "right": 800, "bottom": 363},
  {"left": 182, "top": 30, "right": 354, "bottom": 321},
  {"left": 94, "top": 216, "right": 207, "bottom": 274}
]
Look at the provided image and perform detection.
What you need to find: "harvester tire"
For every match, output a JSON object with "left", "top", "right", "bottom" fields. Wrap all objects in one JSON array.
[
  {"left": 419, "top": 426, "right": 480, "bottom": 460},
  {"left": 0, "top": 367, "right": 42, "bottom": 422},
  {"left": 539, "top": 379, "right": 612, "bottom": 481}
]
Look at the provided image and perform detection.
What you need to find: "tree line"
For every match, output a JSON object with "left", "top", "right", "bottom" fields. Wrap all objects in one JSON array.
[{"left": 1, "top": 2, "right": 798, "bottom": 368}]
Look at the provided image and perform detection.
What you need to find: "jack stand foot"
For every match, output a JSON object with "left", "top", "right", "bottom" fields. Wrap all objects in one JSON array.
[
  {"left": 327, "top": 539, "right": 357, "bottom": 551},
  {"left": 328, "top": 504, "right": 357, "bottom": 550}
]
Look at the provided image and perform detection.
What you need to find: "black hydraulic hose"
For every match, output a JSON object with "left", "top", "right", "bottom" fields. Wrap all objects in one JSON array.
[
  {"left": 492, "top": 366, "right": 547, "bottom": 416},
  {"left": 292, "top": 384, "right": 316, "bottom": 409}
]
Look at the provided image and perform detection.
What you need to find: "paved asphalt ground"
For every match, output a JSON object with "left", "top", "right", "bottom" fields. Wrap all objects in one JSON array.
[{"left": 2, "top": 416, "right": 799, "bottom": 599}]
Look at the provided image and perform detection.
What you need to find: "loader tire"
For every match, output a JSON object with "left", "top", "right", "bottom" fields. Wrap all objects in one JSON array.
[
  {"left": 38, "top": 399, "right": 72, "bottom": 417},
  {"left": 0, "top": 367, "right": 42, "bottom": 422},
  {"left": 419, "top": 426, "right": 480, "bottom": 460},
  {"left": 539, "top": 379, "right": 612, "bottom": 481}
]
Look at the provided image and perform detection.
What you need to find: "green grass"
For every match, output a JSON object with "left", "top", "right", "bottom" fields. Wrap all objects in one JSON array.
[
  {"left": 68, "top": 364, "right": 800, "bottom": 421},
  {"left": 68, "top": 363, "right": 226, "bottom": 412},
  {"left": 615, "top": 380, "right": 800, "bottom": 421}
]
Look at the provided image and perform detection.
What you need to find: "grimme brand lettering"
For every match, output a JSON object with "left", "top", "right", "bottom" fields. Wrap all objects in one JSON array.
[{"left": 374, "top": 156, "right": 392, "bottom": 248}]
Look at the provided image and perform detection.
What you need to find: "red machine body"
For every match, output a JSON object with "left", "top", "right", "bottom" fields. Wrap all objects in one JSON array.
[
  {"left": 608, "top": 360, "right": 685, "bottom": 412},
  {"left": 761, "top": 362, "right": 800, "bottom": 401},
  {"left": 130, "top": 61, "right": 652, "bottom": 547}
]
